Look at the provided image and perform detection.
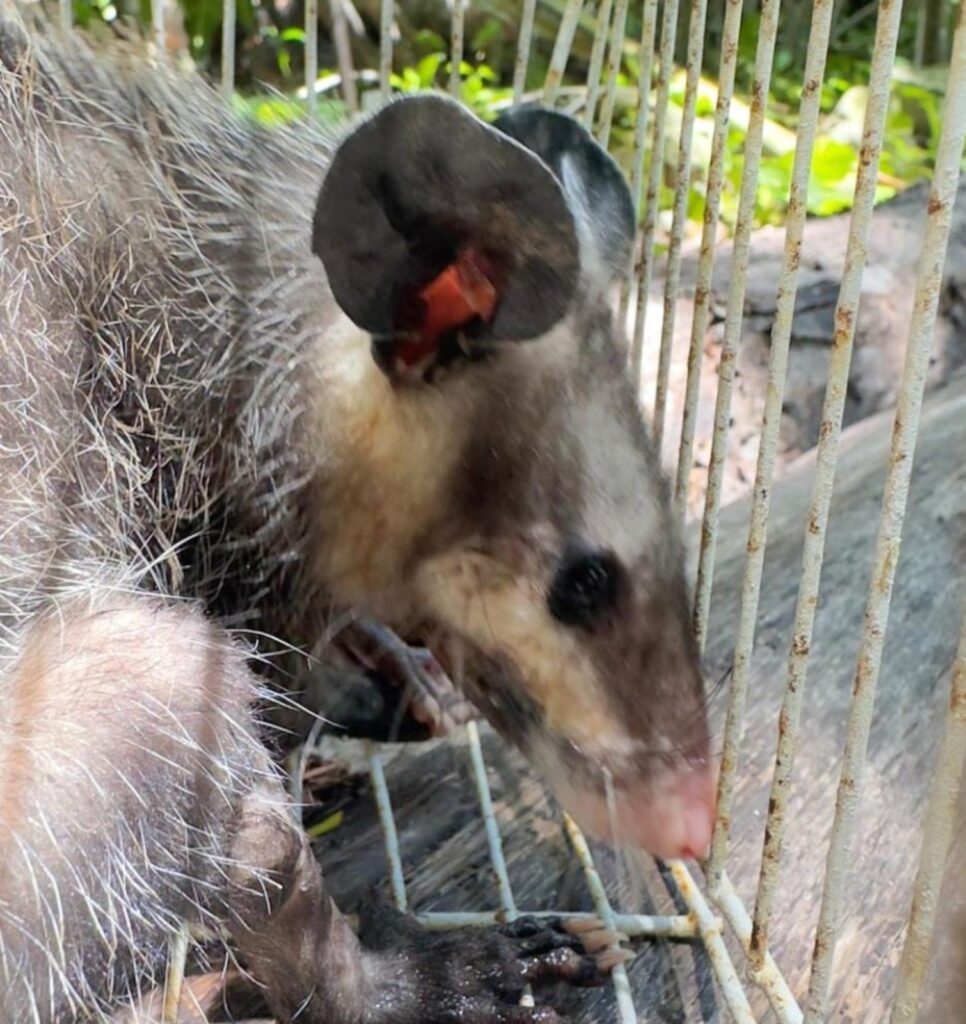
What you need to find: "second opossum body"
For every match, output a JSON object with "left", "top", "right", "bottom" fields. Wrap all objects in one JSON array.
[{"left": 0, "top": 15, "right": 713, "bottom": 1023}]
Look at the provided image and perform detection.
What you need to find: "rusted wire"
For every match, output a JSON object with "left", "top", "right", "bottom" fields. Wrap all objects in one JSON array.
[
  {"left": 803, "top": 5, "right": 966, "bottom": 1017},
  {"left": 890, "top": 603, "right": 966, "bottom": 1023},
  {"left": 379, "top": 0, "right": 393, "bottom": 100},
  {"left": 449, "top": 0, "right": 464, "bottom": 99},
  {"left": 328, "top": 0, "right": 358, "bottom": 112},
  {"left": 305, "top": 0, "right": 318, "bottom": 113},
  {"left": 653, "top": 0, "right": 709, "bottom": 454},
  {"left": 673, "top": 0, "right": 745, "bottom": 514},
  {"left": 618, "top": 0, "right": 659, "bottom": 331},
  {"left": 220, "top": 0, "right": 235, "bottom": 93},
  {"left": 747, "top": 0, "right": 905, "bottom": 971},
  {"left": 512, "top": 0, "right": 538, "bottom": 103},
  {"left": 582, "top": 0, "right": 613, "bottom": 130},
  {"left": 543, "top": 0, "right": 584, "bottom": 105},
  {"left": 630, "top": 0, "right": 681, "bottom": 387},
  {"left": 596, "top": 0, "right": 629, "bottom": 147},
  {"left": 703, "top": 0, "right": 782, "bottom": 891}
]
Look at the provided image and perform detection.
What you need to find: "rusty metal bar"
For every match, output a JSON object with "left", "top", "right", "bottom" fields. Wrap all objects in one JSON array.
[
  {"left": 652, "top": 0, "right": 709, "bottom": 454},
  {"left": 668, "top": 861, "right": 758, "bottom": 1024},
  {"left": 379, "top": 0, "right": 393, "bottom": 100},
  {"left": 513, "top": 0, "right": 538, "bottom": 103},
  {"left": 630, "top": 0, "right": 681, "bottom": 387},
  {"left": 582, "top": 0, "right": 614, "bottom": 130},
  {"left": 597, "top": 0, "right": 629, "bottom": 147},
  {"left": 748, "top": 0, "right": 905, "bottom": 972},
  {"left": 367, "top": 742, "right": 408, "bottom": 911},
  {"left": 692, "top": 0, "right": 781, "bottom": 655},
  {"left": 152, "top": 0, "right": 166, "bottom": 52},
  {"left": 220, "top": 0, "right": 235, "bottom": 93},
  {"left": 543, "top": 0, "right": 584, "bottom": 104},
  {"left": 449, "top": 0, "right": 464, "bottom": 98},
  {"left": 463, "top": 722, "right": 538, "bottom": 1008},
  {"left": 304, "top": 0, "right": 318, "bottom": 114},
  {"left": 713, "top": 870, "right": 803, "bottom": 1022},
  {"left": 618, "top": 0, "right": 659, "bottom": 331},
  {"left": 562, "top": 814, "right": 636, "bottom": 1024},
  {"left": 727, "top": 0, "right": 838, "bottom": 967},
  {"left": 703, "top": 0, "right": 782, "bottom": 894},
  {"left": 465, "top": 722, "right": 519, "bottom": 920},
  {"left": 329, "top": 0, "right": 358, "bottom": 113},
  {"left": 673, "top": 0, "right": 744, "bottom": 513},
  {"left": 804, "top": 6, "right": 966, "bottom": 1017},
  {"left": 417, "top": 909, "right": 698, "bottom": 938},
  {"left": 890, "top": 603, "right": 966, "bottom": 1023},
  {"left": 160, "top": 924, "right": 190, "bottom": 1024}
]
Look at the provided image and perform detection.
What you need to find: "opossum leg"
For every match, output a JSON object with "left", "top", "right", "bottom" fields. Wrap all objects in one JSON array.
[
  {"left": 327, "top": 619, "right": 478, "bottom": 740},
  {"left": 225, "top": 793, "right": 612, "bottom": 1024}
]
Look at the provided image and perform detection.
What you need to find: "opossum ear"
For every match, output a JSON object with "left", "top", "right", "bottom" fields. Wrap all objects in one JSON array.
[
  {"left": 492, "top": 105, "right": 635, "bottom": 290},
  {"left": 312, "top": 95, "right": 580, "bottom": 348}
]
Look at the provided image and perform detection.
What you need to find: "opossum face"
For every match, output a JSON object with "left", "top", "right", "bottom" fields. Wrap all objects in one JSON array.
[{"left": 313, "top": 98, "right": 714, "bottom": 861}]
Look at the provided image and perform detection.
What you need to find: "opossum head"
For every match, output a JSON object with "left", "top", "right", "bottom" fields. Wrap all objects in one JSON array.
[{"left": 312, "top": 97, "right": 713, "bottom": 861}]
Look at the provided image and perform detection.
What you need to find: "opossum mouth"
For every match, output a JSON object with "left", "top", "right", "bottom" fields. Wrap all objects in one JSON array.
[{"left": 438, "top": 646, "right": 716, "bottom": 862}]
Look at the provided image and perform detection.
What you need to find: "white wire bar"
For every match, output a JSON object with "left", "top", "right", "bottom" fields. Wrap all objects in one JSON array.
[
  {"left": 304, "top": 0, "right": 318, "bottom": 113},
  {"left": 618, "top": 0, "right": 659, "bottom": 330},
  {"left": 713, "top": 870, "right": 802, "bottom": 1023},
  {"left": 803, "top": 6, "right": 966, "bottom": 1017},
  {"left": 367, "top": 741, "right": 408, "bottom": 910},
  {"left": 220, "top": 0, "right": 235, "bottom": 93},
  {"left": 672, "top": 0, "right": 744, "bottom": 514},
  {"left": 630, "top": 0, "right": 681, "bottom": 386},
  {"left": 152, "top": 0, "right": 166, "bottom": 52},
  {"left": 691, "top": 0, "right": 781, "bottom": 656},
  {"left": 668, "top": 860, "right": 758, "bottom": 1024},
  {"left": 329, "top": 0, "right": 358, "bottom": 112},
  {"left": 596, "top": 0, "right": 628, "bottom": 148},
  {"left": 582, "top": 0, "right": 613, "bottom": 131},
  {"left": 890, "top": 604, "right": 966, "bottom": 1024},
  {"left": 543, "top": 0, "right": 584, "bottom": 105},
  {"left": 512, "top": 0, "right": 538, "bottom": 103},
  {"left": 160, "top": 924, "right": 190, "bottom": 1024},
  {"left": 747, "top": 0, "right": 905, "bottom": 971},
  {"left": 732, "top": 0, "right": 838, "bottom": 964},
  {"left": 58, "top": 0, "right": 71, "bottom": 31},
  {"left": 448, "top": 0, "right": 464, "bottom": 98},
  {"left": 703, "top": 0, "right": 782, "bottom": 887},
  {"left": 652, "top": 0, "right": 709, "bottom": 454},
  {"left": 562, "top": 814, "right": 637, "bottom": 1024},
  {"left": 417, "top": 909, "right": 698, "bottom": 938},
  {"left": 379, "top": 0, "right": 393, "bottom": 99}
]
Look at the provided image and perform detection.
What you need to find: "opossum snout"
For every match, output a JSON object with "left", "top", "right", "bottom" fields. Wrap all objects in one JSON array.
[{"left": 554, "top": 763, "right": 717, "bottom": 861}]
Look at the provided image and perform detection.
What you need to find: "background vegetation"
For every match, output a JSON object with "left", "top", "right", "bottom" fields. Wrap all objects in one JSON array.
[{"left": 64, "top": 0, "right": 959, "bottom": 237}]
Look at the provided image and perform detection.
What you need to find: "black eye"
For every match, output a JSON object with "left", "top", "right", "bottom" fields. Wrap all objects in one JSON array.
[{"left": 548, "top": 550, "right": 621, "bottom": 628}]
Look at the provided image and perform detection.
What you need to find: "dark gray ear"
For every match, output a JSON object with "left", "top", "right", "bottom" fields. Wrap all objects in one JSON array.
[
  {"left": 492, "top": 106, "right": 635, "bottom": 289},
  {"left": 312, "top": 95, "right": 580, "bottom": 342}
]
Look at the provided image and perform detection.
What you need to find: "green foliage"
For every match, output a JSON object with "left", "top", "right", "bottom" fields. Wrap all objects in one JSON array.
[{"left": 63, "top": 0, "right": 953, "bottom": 236}]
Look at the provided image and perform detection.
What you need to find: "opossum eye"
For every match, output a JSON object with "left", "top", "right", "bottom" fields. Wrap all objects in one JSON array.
[{"left": 548, "top": 551, "right": 621, "bottom": 629}]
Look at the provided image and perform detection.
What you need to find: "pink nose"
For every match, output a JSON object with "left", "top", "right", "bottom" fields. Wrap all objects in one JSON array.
[{"left": 555, "top": 766, "right": 717, "bottom": 861}]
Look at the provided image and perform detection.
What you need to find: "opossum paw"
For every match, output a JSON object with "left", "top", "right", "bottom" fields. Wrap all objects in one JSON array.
[
  {"left": 358, "top": 894, "right": 614, "bottom": 1024},
  {"left": 331, "top": 619, "right": 478, "bottom": 739}
]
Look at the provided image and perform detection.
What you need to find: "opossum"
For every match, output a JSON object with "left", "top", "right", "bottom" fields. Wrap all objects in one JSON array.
[{"left": 0, "top": 11, "right": 714, "bottom": 1023}]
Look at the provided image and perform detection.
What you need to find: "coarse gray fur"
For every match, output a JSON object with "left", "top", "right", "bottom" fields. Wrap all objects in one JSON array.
[{"left": 0, "top": 10, "right": 710, "bottom": 1022}]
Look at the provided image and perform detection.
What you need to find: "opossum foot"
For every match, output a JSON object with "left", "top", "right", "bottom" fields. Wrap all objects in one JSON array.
[
  {"left": 332, "top": 619, "right": 478, "bottom": 739},
  {"left": 357, "top": 893, "right": 610, "bottom": 1024}
]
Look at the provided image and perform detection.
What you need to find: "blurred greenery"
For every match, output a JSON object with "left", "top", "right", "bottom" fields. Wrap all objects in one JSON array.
[{"left": 65, "top": 0, "right": 958, "bottom": 236}]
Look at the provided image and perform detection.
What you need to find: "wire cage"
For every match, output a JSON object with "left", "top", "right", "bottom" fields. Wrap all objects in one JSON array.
[{"left": 43, "top": 0, "right": 966, "bottom": 1021}]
